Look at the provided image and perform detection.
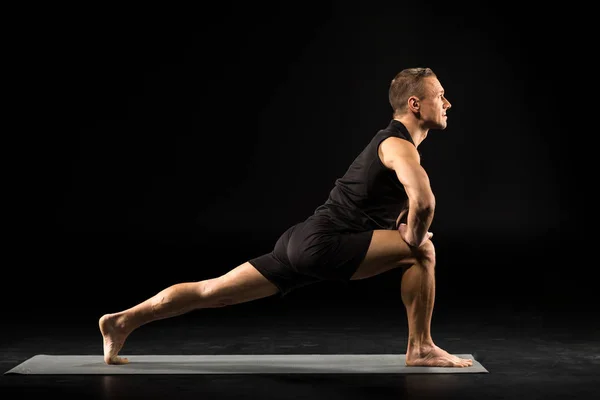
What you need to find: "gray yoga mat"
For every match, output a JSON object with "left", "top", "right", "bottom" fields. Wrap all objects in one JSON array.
[{"left": 5, "top": 354, "right": 487, "bottom": 374}]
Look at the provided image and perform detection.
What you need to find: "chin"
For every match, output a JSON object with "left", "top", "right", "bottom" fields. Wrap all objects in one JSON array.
[{"left": 425, "top": 121, "right": 447, "bottom": 130}]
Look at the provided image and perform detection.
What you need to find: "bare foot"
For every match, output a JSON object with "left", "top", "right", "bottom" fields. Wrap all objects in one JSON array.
[
  {"left": 406, "top": 344, "right": 473, "bottom": 367},
  {"left": 99, "top": 314, "right": 130, "bottom": 365}
]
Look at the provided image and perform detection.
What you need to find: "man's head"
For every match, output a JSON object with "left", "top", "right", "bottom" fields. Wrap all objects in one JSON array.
[{"left": 389, "top": 68, "right": 451, "bottom": 130}]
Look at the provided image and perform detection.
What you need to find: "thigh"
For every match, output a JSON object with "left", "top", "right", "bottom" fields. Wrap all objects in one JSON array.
[
  {"left": 350, "top": 229, "right": 418, "bottom": 280},
  {"left": 209, "top": 261, "right": 281, "bottom": 303}
]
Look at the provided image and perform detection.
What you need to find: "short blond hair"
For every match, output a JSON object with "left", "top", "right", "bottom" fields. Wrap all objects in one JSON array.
[{"left": 388, "top": 68, "right": 436, "bottom": 116}]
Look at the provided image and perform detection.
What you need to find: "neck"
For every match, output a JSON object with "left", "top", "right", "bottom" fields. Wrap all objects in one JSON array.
[{"left": 394, "top": 116, "right": 428, "bottom": 148}]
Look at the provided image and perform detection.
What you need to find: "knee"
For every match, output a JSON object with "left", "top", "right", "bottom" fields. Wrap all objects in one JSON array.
[
  {"left": 413, "top": 240, "right": 436, "bottom": 268},
  {"left": 198, "top": 279, "right": 235, "bottom": 308}
]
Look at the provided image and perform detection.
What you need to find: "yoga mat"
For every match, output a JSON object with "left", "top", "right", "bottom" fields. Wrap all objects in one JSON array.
[{"left": 5, "top": 354, "right": 488, "bottom": 374}]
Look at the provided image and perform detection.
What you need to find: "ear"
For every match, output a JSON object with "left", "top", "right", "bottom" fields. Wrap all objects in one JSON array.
[{"left": 408, "top": 96, "right": 420, "bottom": 112}]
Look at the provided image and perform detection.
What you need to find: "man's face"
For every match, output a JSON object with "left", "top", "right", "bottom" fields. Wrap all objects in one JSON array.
[{"left": 419, "top": 77, "right": 451, "bottom": 130}]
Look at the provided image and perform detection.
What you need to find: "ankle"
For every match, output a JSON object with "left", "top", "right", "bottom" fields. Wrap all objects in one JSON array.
[
  {"left": 407, "top": 336, "right": 435, "bottom": 353},
  {"left": 105, "top": 313, "right": 130, "bottom": 332}
]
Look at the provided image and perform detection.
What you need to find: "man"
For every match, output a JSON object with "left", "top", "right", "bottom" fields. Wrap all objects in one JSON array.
[{"left": 100, "top": 67, "right": 473, "bottom": 368}]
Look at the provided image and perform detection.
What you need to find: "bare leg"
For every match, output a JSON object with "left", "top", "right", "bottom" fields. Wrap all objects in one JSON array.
[
  {"left": 400, "top": 253, "right": 472, "bottom": 367},
  {"left": 99, "top": 262, "right": 279, "bottom": 365},
  {"left": 351, "top": 230, "right": 472, "bottom": 367}
]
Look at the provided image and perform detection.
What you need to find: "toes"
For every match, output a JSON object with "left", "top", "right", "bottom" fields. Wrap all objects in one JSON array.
[
  {"left": 107, "top": 356, "right": 129, "bottom": 365},
  {"left": 115, "top": 357, "right": 129, "bottom": 365},
  {"left": 460, "top": 359, "right": 473, "bottom": 367}
]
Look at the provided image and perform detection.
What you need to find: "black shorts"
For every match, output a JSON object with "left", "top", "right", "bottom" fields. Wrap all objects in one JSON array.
[{"left": 249, "top": 214, "right": 374, "bottom": 297}]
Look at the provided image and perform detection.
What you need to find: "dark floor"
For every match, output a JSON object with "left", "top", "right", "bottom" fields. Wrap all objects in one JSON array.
[
  {"left": 3, "top": 233, "right": 598, "bottom": 399},
  {"left": 2, "top": 302, "right": 599, "bottom": 400}
]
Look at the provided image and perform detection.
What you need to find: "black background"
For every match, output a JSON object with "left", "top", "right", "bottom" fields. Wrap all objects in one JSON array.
[{"left": 8, "top": 2, "right": 592, "bottom": 324}]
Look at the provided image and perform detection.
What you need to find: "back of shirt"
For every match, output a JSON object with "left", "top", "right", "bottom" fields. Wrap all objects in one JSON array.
[{"left": 313, "top": 119, "right": 416, "bottom": 231}]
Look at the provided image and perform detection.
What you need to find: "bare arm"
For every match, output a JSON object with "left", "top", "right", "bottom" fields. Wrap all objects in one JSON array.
[{"left": 381, "top": 137, "right": 435, "bottom": 247}]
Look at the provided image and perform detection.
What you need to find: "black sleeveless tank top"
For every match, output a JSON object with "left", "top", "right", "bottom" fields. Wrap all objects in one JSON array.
[{"left": 312, "top": 119, "right": 416, "bottom": 231}]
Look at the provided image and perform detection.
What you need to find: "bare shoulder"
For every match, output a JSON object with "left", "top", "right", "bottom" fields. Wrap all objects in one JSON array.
[{"left": 378, "top": 137, "right": 420, "bottom": 170}]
